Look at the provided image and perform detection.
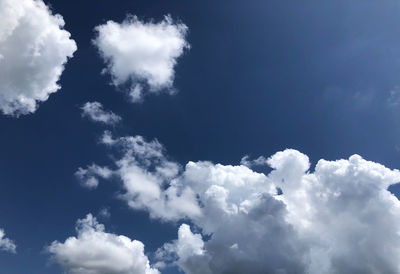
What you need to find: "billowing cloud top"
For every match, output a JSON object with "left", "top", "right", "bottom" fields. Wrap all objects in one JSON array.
[
  {"left": 0, "top": 0, "right": 77, "bottom": 116},
  {"left": 76, "top": 132, "right": 400, "bottom": 274},
  {"left": 48, "top": 214, "right": 159, "bottom": 274},
  {"left": 0, "top": 228, "right": 16, "bottom": 253},
  {"left": 93, "top": 15, "right": 189, "bottom": 102}
]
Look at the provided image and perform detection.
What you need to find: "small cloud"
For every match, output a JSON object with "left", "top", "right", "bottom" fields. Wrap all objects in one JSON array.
[
  {"left": 0, "top": 229, "right": 16, "bottom": 254},
  {"left": 81, "top": 101, "right": 121, "bottom": 125},
  {"left": 47, "top": 214, "right": 159, "bottom": 274},
  {"left": 93, "top": 15, "right": 189, "bottom": 102},
  {"left": 75, "top": 164, "right": 113, "bottom": 189},
  {"left": 387, "top": 86, "right": 400, "bottom": 107},
  {"left": 240, "top": 155, "right": 268, "bottom": 167}
]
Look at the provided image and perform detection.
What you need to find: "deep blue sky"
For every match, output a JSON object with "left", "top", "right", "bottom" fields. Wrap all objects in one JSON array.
[{"left": 2, "top": 0, "right": 400, "bottom": 273}]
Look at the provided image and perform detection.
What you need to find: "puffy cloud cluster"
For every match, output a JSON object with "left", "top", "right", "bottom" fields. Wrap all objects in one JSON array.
[
  {"left": 0, "top": 0, "right": 77, "bottom": 116},
  {"left": 81, "top": 131, "right": 201, "bottom": 220},
  {"left": 48, "top": 214, "right": 159, "bottom": 274},
  {"left": 93, "top": 15, "right": 189, "bottom": 102},
  {"left": 78, "top": 132, "right": 400, "bottom": 274},
  {"left": 81, "top": 101, "right": 122, "bottom": 125},
  {"left": 0, "top": 228, "right": 16, "bottom": 253}
]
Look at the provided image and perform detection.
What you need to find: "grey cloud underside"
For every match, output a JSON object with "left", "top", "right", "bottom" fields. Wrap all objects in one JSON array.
[{"left": 74, "top": 132, "right": 400, "bottom": 274}]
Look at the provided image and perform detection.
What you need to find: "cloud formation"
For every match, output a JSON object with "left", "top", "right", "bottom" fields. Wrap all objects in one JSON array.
[
  {"left": 77, "top": 131, "right": 199, "bottom": 220},
  {"left": 75, "top": 164, "right": 113, "bottom": 189},
  {"left": 48, "top": 214, "right": 159, "bottom": 274},
  {"left": 0, "top": 228, "right": 16, "bottom": 253},
  {"left": 81, "top": 101, "right": 122, "bottom": 125},
  {"left": 79, "top": 133, "right": 400, "bottom": 274},
  {"left": 0, "top": 0, "right": 77, "bottom": 116},
  {"left": 93, "top": 15, "right": 189, "bottom": 102},
  {"left": 240, "top": 155, "right": 268, "bottom": 167}
]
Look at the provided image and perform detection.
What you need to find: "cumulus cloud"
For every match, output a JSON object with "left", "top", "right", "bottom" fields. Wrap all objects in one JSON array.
[
  {"left": 81, "top": 101, "right": 121, "bottom": 125},
  {"left": 0, "top": 228, "right": 16, "bottom": 253},
  {"left": 155, "top": 224, "right": 212, "bottom": 274},
  {"left": 48, "top": 214, "right": 159, "bottom": 274},
  {"left": 91, "top": 131, "right": 200, "bottom": 220},
  {"left": 79, "top": 133, "right": 400, "bottom": 274},
  {"left": 93, "top": 15, "right": 189, "bottom": 102},
  {"left": 0, "top": 0, "right": 77, "bottom": 116}
]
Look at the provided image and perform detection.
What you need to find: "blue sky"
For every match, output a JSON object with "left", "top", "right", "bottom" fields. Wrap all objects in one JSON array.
[{"left": 2, "top": 0, "right": 400, "bottom": 273}]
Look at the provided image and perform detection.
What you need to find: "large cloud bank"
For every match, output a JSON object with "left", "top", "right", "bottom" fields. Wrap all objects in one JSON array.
[
  {"left": 93, "top": 15, "right": 189, "bottom": 102},
  {"left": 0, "top": 0, "right": 77, "bottom": 116},
  {"left": 77, "top": 132, "right": 400, "bottom": 274},
  {"left": 0, "top": 228, "right": 16, "bottom": 253},
  {"left": 48, "top": 214, "right": 159, "bottom": 274}
]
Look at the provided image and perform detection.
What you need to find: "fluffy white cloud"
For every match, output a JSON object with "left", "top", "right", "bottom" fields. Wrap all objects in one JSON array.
[
  {"left": 48, "top": 214, "right": 159, "bottom": 274},
  {"left": 79, "top": 131, "right": 201, "bottom": 220},
  {"left": 0, "top": 0, "right": 77, "bottom": 116},
  {"left": 0, "top": 228, "right": 16, "bottom": 253},
  {"left": 81, "top": 101, "right": 122, "bottom": 125},
  {"left": 79, "top": 133, "right": 400, "bottom": 274},
  {"left": 155, "top": 224, "right": 212, "bottom": 274},
  {"left": 93, "top": 15, "right": 189, "bottom": 102}
]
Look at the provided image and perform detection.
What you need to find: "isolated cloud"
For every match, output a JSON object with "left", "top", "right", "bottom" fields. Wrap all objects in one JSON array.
[
  {"left": 79, "top": 133, "right": 400, "bottom": 274},
  {"left": 75, "top": 164, "right": 113, "bottom": 189},
  {"left": 0, "top": 229, "right": 16, "bottom": 253},
  {"left": 93, "top": 15, "right": 189, "bottom": 102},
  {"left": 0, "top": 0, "right": 77, "bottom": 116},
  {"left": 48, "top": 214, "right": 159, "bottom": 274},
  {"left": 81, "top": 102, "right": 121, "bottom": 125}
]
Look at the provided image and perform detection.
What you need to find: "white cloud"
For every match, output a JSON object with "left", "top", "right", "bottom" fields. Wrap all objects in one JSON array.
[
  {"left": 0, "top": 228, "right": 16, "bottom": 253},
  {"left": 155, "top": 224, "right": 211, "bottom": 274},
  {"left": 92, "top": 131, "right": 200, "bottom": 220},
  {"left": 0, "top": 0, "right": 77, "bottom": 116},
  {"left": 75, "top": 164, "right": 113, "bottom": 189},
  {"left": 93, "top": 15, "right": 189, "bottom": 102},
  {"left": 48, "top": 214, "right": 159, "bottom": 274},
  {"left": 81, "top": 101, "right": 122, "bottom": 125},
  {"left": 240, "top": 155, "right": 268, "bottom": 167},
  {"left": 79, "top": 133, "right": 400, "bottom": 274}
]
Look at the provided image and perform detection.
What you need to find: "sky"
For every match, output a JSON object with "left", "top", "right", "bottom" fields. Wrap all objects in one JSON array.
[{"left": 2, "top": 0, "right": 400, "bottom": 273}]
